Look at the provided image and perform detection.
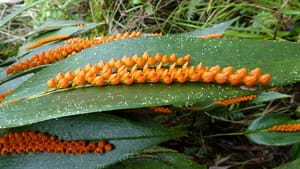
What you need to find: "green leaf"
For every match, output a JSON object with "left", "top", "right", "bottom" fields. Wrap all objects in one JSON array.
[
  {"left": 246, "top": 114, "right": 300, "bottom": 146},
  {"left": 0, "top": 113, "right": 184, "bottom": 169},
  {"left": 179, "top": 17, "right": 238, "bottom": 37},
  {"left": 1, "top": 37, "right": 300, "bottom": 128},
  {"left": 0, "top": 73, "right": 33, "bottom": 93},
  {"left": 252, "top": 91, "right": 291, "bottom": 103},
  {"left": 292, "top": 143, "right": 300, "bottom": 160},
  {"left": 108, "top": 151, "right": 206, "bottom": 169},
  {"left": 274, "top": 158, "right": 300, "bottom": 169},
  {"left": 0, "top": 0, "right": 47, "bottom": 27},
  {"left": 25, "top": 20, "right": 90, "bottom": 38},
  {"left": 20, "top": 22, "right": 100, "bottom": 56}
]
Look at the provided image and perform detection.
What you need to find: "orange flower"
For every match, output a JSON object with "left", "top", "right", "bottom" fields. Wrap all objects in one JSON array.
[
  {"left": 7, "top": 32, "right": 142, "bottom": 75},
  {"left": 268, "top": 123, "right": 300, "bottom": 132},
  {"left": 0, "top": 89, "right": 14, "bottom": 102},
  {"left": 243, "top": 76, "right": 256, "bottom": 87},
  {"left": 259, "top": 73, "right": 271, "bottom": 85},
  {"left": 0, "top": 131, "right": 113, "bottom": 155},
  {"left": 45, "top": 53, "right": 271, "bottom": 90},
  {"left": 198, "top": 33, "right": 223, "bottom": 39},
  {"left": 213, "top": 94, "right": 257, "bottom": 106},
  {"left": 150, "top": 106, "right": 172, "bottom": 114},
  {"left": 26, "top": 35, "right": 70, "bottom": 50}
]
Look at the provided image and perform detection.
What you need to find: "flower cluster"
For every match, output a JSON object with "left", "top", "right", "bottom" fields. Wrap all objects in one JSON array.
[
  {"left": 268, "top": 123, "right": 300, "bottom": 132},
  {"left": 26, "top": 35, "right": 70, "bottom": 50},
  {"left": 212, "top": 94, "right": 257, "bottom": 106},
  {"left": 6, "top": 32, "right": 142, "bottom": 75},
  {"left": 0, "top": 89, "right": 13, "bottom": 102},
  {"left": 0, "top": 131, "right": 113, "bottom": 155},
  {"left": 198, "top": 33, "right": 223, "bottom": 38},
  {"left": 46, "top": 52, "right": 271, "bottom": 89},
  {"left": 149, "top": 106, "right": 172, "bottom": 114}
]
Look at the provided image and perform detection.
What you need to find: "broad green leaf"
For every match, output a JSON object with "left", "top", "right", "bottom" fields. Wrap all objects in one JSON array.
[
  {"left": 252, "top": 91, "right": 291, "bottom": 103},
  {"left": 0, "top": 113, "right": 184, "bottom": 169},
  {"left": 246, "top": 114, "right": 300, "bottom": 145},
  {"left": 108, "top": 151, "right": 206, "bottom": 169},
  {"left": 0, "top": 0, "right": 47, "bottom": 27},
  {"left": 274, "top": 158, "right": 300, "bottom": 169},
  {"left": 1, "top": 37, "right": 300, "bottom": 128}
]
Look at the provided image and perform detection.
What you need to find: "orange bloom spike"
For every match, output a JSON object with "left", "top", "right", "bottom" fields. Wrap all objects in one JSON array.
[
  {"left": 198, "top": 33, "right": 223, "bottom": 39},
  {"left": 45, "top": 53, "right": 271, "bottom": 91},
  {"left": 268, "top": 123, "right": 300, "bottom": 132},
  {"left": 26, "top": 35, "right": 70, "bottom": 50},
  {"left": 0, "top": 131, "right": 113, "bottom": 155},
  {"left": 150, "top": 106, "right": 172, "bottom": 114},
  {"left": 213, "top": 94, "right": 257, "bottom": 106},
  {"left": 7, "top": 32, "right": 142, "bottom": 75}
]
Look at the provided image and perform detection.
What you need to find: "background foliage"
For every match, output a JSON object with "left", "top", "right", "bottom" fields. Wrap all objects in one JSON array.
[{"left": 1, "top": 0, "right": 300, "bottom": 168}]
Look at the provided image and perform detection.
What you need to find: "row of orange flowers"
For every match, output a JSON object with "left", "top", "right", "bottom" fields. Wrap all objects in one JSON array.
[
  {"left": 6, "top": 32, "right": 142, "bottom": 75},
  {"left": 0, "top": 89, "right": 13, "bottom": 102},
  {"left": 0, "top": 131, "right": 113, "bottom": 155},
  {"left": 46, "top": 52, "right": 271, "bottom": 89},
  {"left": 212, "top": 94, "right": 257, "bottom": 106},
  {"left": 268, "top": 123, "right": 300, "bottom": 132}
]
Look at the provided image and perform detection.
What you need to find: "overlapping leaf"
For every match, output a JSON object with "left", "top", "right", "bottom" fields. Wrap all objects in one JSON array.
[
  {"left": 0, "top": 37, "right": 300, "bottom": 128},
  {"left": 274, "top": 158, "right": 300, "bottom": 169},
  {"left": 0, "top": 113, "right": 184, "bottom": 169},
  {"left": 108, "top": 150, "right": 206, "bottom": 169},
  {"left": 247, "top": 114, "right": 300, "bottom": 145}
]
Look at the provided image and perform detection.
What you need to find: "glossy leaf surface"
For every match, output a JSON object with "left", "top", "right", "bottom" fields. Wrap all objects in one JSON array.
[
  {"left": 247, "top": 114, "right": 300, "bottom": 145},
  {"left": 0, "top": 113, "right": 184, "bottom": 169}
]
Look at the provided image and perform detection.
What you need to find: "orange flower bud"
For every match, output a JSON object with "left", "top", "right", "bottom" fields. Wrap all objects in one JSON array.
[
  {"left": 202, "top": 71, "right": 214, "bottom": 83},
  {"left": 249, "top": 68, "right": 261, "bottom": 79},
  {"left": 243, "top": 76, "right": 256, "bottom": 87},
  {"left": 215, "top": 73, "right": 227, "bottom": 84},
  {"left": 47, "top": 78, "right": 57, "bottom": 88},
  {"left": 259, "top": 73, "right": 271, "bottom": 85}
]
